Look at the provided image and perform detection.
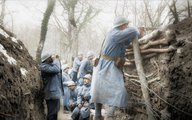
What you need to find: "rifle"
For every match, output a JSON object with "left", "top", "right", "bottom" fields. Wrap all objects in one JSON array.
[{"left": 59, "top": 59, "right": 64, "bottom": 96}]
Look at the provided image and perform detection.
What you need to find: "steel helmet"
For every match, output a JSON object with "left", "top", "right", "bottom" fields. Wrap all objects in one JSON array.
[
  {"left": 83, "top": 74, "right": 92, "bottom": 81},
  {"left": 113, "top": 16, "right": 129, "bottom": 28},
  {"left": 87, "top": 51, "right": 94, "bottom": 58},
  {"left": 41, "top": 53, "right": 52, "bottom": 62},
  {"left": 67, "top": 81, "right": 76, "bottom": 87}
]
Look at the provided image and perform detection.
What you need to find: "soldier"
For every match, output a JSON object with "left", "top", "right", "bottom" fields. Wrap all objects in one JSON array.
[
  {"left": 71, "top": 74, "right": 93, "bottom": 120},
  {"left": 62, "top": 64, "right": 72, "bottom": 111},
  {"left": 91, "top": 16, "right": 140, "bottom": 120},
  {"left": 40, "top": 53, "right": 64, "bottom": 120},
  {"left": 78, "top": 51, "right": 94, "bottom": 85},
  {"left": 70, "top": 53, "right": 83, "bottom": 82},
  {"left": 67, "top": 81, "right": 81, "bottom": 112}
]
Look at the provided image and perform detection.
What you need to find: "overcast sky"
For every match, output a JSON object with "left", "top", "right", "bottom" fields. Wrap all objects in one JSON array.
[
  {"left": 4, "top": 0, "right": 164, "bottom": 31},
  {"left": 2, "top": 0, "right": 180, "bottom": 57},
  {"left": 4, "top": 0, "right": 186, "bottom": 30}
]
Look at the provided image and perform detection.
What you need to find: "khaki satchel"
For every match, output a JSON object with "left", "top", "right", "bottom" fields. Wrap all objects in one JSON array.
[{"left": 115, "top": 57, "right": 125, "bottom": 69}]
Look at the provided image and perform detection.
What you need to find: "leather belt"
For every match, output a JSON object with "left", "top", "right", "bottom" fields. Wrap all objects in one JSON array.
[{"left": 101, "top": 54, "right": 116, "bottom": 61}]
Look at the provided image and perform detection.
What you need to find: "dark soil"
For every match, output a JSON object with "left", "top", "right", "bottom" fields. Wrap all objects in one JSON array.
[
  {"left": 123, "top": 18, "right": 192, "bottom": 120},
  {"left": 167, "top": 18, "right": 192, "bottom": 120},
  {"left": 0, "top": 27, "right": 44, "bottom": 120}
]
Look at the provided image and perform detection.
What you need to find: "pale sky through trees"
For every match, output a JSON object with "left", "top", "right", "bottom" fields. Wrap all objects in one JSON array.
[
  {"left": 2, "top": 0, "right": 185, "bottom": 58},
  {"left": 4, "top": 0, "right": 164, "bottom": 32}
]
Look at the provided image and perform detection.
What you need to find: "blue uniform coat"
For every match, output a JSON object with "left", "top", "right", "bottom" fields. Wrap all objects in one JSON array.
[
  {"left": 72, "top": 84, "right": 92, "bottom": 119},
  {"left": 40, "top": 59, "right": 63, "bottom": 100},
  {"left": 91, "top": 27, "right": 139, "bottom": 107},
  {"left": 70, "top": 57, "right": 82, "bottom": 82},
  {"left": 62, "top": 72, "right": 72, "bottom": 108},
  {"left": 78, "top": 59, "right": 93, "bottom": 78}
]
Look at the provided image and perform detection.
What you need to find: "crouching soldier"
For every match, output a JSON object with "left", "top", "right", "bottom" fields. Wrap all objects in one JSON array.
[
  {"left": 67, "top": 81, "right": 82, "bottom": 112},
  {"left": 71, "top": 74, "right": 93, "bottom": 120}
]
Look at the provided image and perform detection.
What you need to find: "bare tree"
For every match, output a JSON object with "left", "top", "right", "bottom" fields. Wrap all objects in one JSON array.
[
  {"left": 143, "top": 0, "right": 154, "bottom": 28},
  {"left": 187, "top": 0, "right": 191, "bottom": 17},
  {"left": 114, "top": 0, "right": 119, "bottom": 17},
  {"left": 142, "top": 0, "right": 167, "bottom": 30},
  {"left": 168, "top": 0, "right": 179, "bottom": 23},
  {"left": 182, "top": 0, "right": 192, "bottom": 18},
  {"left": 114, "top": 0, "right": 129, "bottom": 19},
  {"left": 55, "top": 0, "right": 99, "bottom": 63},
  {"left": 0, "top": 0, "right": 6, "bottom": 26},
  {"left": 120, "top": 0, "right": 166, "bottom": 30},
  {"left": 166, "top": 0, "right": 192, "bottom": 24},
  {"left": 36, "top": 0, "right": 56, "bottom": 63}
]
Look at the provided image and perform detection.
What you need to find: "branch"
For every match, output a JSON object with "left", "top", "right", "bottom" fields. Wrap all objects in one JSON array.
[
  {"left": 132, "top": 37, "right": 155, "bottom": 120},
  {"left": 138, "top": 29, "right": 162, "bottom": 44},
  {"left": 125, "top": 76, "right": 161, "bottom": 85},
  {"left": 124, "top": 73, "right": 139, "bottom": 78},
  {"left": 114, "top": 0, "right": 119, "bottom": 17},
  {"left": 126, "top": 37, "right": 170, "bottom": 52},
  {"left": 126, "top": 53, "right": 157, "bottom": 61},
  {"left": 151, "top": 59, "right": 160, "bottom": 77},
  {"left": 78, "top": 6, "right": 100, "bottom": 33},
  {"left": 148, "top": 77, "right": 161, "bottom": 84},
  {"left": 143, "top": 0, "right": 154, "bottom": 28},
  {"left": 141, "top": 38, "right": 168, "bottom": 50},
  {"left": 76, "top": 2, "right": 85, "bottom": 24},
  {"left": 124, "top": 70, "right": 157, "bottom": 80},
  {"left": 52, "top": 12, "right": 67, "bottom": 35},
  {"left": 126, "top": 46, "right": 176, "bottom": 55}
]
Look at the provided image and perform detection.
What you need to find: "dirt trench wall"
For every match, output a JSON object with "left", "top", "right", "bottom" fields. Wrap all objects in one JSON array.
[
  {"left": 124, "top": 18, "right": 192, "bottom": 120},
  {"left": 166, "top": 18, "right": 192, "bottom": 120},
  {"left": 0, "top": 27, "right": 44, "bottom": 120}
]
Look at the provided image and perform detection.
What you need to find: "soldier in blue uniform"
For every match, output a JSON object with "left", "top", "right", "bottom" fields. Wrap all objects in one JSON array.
[
  {"left": 71, "top": 74, "right": 93, "bottom": 120},
  {"left": 40, "top": 53, "right": 64, "bottom": 120},
  {"left": 70, "top": 53, "right": 83, "bottom": 82},
  {"left": 91, "top": 16, "right": 140, "bottom": 120},
  {"left": 78, "top": 51, "right": 94, "bottom": 85}
]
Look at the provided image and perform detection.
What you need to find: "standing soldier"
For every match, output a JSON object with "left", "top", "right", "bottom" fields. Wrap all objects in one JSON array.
[
  {"left": 70, "top": 53, "right": 83, "bottom": 82},
  {"left": 40, "top": 53, "right": 64, "bottom": 120},
  {"left": 62, "top": 64, "right": 72, "bottom": 111},
  {"left": 91, "top": 16, "right": 140, "bottom": 120},
  {"left": 78, "top": 51, "right": 94, "bottom": 85}
]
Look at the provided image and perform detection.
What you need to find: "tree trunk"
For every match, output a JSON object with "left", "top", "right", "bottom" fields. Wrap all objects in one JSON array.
[
  {"left": 132, "top": 38, "right": 155, "bottom": 120},
  {"left": 62, "top": 3, "right": 79, "bottom": 65},
  {"left": 64, "top": 23, "right": 78, "bottom": 65},
  {"left": 36, "top": 0, "right": 56, "bottom": 63},
  {"left": 187, "top": 0, "right": 191, "bottom": 17},
  {"left": 169, "top": 0, "right": 179, "bottom": 23},
  {"left": 143, "top": 0, "right": 154, "bottom": 28},
  {"left": 0, "top": 0, "right": 6, "bottom": 26}
]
